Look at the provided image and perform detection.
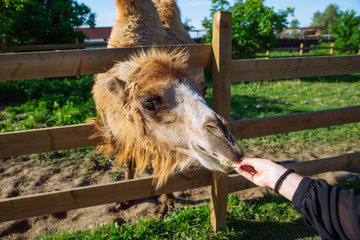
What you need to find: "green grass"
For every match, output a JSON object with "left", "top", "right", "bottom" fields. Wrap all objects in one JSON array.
[
  {"left": 206, "top": 74, "right": 360, "bottom": 159},
  {"left": 1, "top": 73, "right": 359, "bottom": 239},
  {"left": 35, "top": 178, "right": 360, "bottom": 240},
  {"left": 255, "top": 42, "right": 358, "bottom": 58},
  {"left": 35, "top": 194, "right": 319, "bottom": 240},
  {"left": 0, "top": 75, "right": 96, "bottom": 132},
  {"left": 34, "top": 176, "right": 360, "bottom": 240},
  {"left": 35, "top": 173, "right": 360, "bottom": 240}
]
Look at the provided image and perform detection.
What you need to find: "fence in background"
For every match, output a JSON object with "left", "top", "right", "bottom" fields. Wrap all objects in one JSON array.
[
  {"left": 261, "top": 42, "right": 360, "bottom": 59},
  {"left": 1, "top": 11, "right": 360, "bottom": 231}
]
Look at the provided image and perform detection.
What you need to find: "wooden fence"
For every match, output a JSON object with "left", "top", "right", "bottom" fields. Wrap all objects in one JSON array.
[
  {"left": 262, "top": 42, "right": 360, "bottom": 59},
  {"left": 1, "top": 11, "right": 360, "bottom": 232},
  {"left": 0, "top": 42, "right": 107, "bottom": 53}
]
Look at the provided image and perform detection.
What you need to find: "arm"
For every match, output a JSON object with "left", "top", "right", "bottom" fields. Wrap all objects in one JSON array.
[
  {"left": 235, "top": 158, "right": 360, "bottom": 239},
  {"left": 292, "top": 177, "right": 360, "bottom": 239}
]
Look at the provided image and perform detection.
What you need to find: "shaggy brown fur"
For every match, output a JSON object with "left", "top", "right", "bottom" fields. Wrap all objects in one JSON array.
[
  {"left": 153, "top": 0, "right": 195, "bottom": 44},
  {"left": 107, "top": 0, "right": 168, "bottom": 48},
  {"left": 90, "top": 49, "right": 201, "bottom": 188},
  {"left": 91, "top": 0, "right": 203, "bottom": 190}
]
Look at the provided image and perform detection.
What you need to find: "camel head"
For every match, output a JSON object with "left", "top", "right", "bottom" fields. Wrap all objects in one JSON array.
[{"left": 92, "top": 48, "right": 243, "bottom": 186}]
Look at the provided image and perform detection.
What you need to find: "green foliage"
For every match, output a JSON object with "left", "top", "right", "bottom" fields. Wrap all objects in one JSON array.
[
  {"left": 331, "top": 10, "right": 360, "bottom": 54},
  {"left": 337, "top": 177, "right": 360, "bottom": 193},
  {"left": 1, "top": 0, "right": 96, "bottom": 46},
  {"left": 311, "top": 4, "right": 340, "bottom": 33},
  {"left": 202, "top": 0, "right": 293, "bottom": 58},
  {"left": 290, "top": 19, "right": 300, "bottom": 29},
  {"left": 0, "top": 75, "right": 96, "bottom": 132},
  {"left": 183, "top": 17, "right": 195, "bottom": 31},
  {"left": 308, "top": 41, "right": 332, "bottom": 55},
  {"left": 36, "top": 194, "right": 320, "bottom": 239}
]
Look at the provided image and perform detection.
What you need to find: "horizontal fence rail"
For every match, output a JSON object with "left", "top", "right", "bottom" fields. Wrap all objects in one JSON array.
[
  {"left": 231, "top": 55, "right": 360, "bottom": 82},
  {"left": 1, "top": 152, "right": 359, "bottom": 223},
  {"left": 0, "top": 44, "right": 212, "bottom": 82},
  {"left": 0, "top": 168, "right": 212, "bottom": 222},
  {"left": 1, "top": 42, "right": 107, "bottom": 52},
  {"left": 0, "top": 124, "right": 101, "bottom": 158},
  {"left": 230, "top": 105, "right": 360, "bottom": 139},
  {"left": 1, "top": 106, "right": 359, "bottom": 159}
]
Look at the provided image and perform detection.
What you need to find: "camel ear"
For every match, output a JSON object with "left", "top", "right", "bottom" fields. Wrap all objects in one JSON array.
[{"left": 105, "top": 76, "right": 127, "bottom": 100}]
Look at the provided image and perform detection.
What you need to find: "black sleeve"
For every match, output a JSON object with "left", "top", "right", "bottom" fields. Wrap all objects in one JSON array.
[{"left": 292, "top": 177, "right": 360, "bottom": 240}]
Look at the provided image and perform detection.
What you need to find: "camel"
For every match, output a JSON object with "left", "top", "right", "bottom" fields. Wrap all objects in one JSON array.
[{"left": 90, "top": 0, "right": 243, "bottom": 214}]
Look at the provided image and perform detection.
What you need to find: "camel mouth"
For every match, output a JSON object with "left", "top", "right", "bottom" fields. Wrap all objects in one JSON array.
[{"left": 191, "top": 142, "right": 240, "bottom": 169}]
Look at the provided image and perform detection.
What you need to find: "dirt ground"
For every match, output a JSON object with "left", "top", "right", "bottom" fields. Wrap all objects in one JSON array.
[{"left": 1, "top": 147, "right": 360, "bottom": 239}]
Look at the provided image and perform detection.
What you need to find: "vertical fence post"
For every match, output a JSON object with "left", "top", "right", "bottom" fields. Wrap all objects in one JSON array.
[
  {"left": 210, "top": 11, "right": 232, "bottom": 232},
  {"left": 330, "top": 42, "right": 334, "bottom": 55},
  {"left": 212, "top": 11, "right": 232, "bottom": 121},
  {"left": 299, "top": 43, "right": 304, "bottom": 56},
  {"left": 0, "top": 35, "right": 4, "bottom": 53},
  {"left": 266, "top": 44, "right": 270, "bottom": 59}
]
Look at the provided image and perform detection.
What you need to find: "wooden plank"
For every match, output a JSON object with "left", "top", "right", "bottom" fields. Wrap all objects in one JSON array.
[
  {"left": 231, "top": 55, "right": 360, "bottom": 82},
  {"left": 210, "top": 171, "right": 229, "bottom": 231},
  {"left": 0, "top": 44, "right": 212, "bottom": 82},
  {"left": 2, "top": 42, "right": 107, "bottom": 52},
  {"left": 0, "top": 124, "right": 101, "bottom": 158},
  {"left": 228, "top": 152, "right": 360, "bottom": 193},
  {"left": 1, "top": 106, "right": 359, "bottom": 159},
  {"left": 229, "top": 105, "right": 360, "bottom": 139},
  {"left": 0, "top": 168, "right": 212, "bottom": 222},
  {"left": 287, "top": 152, "right": 360, "bottom": 176},
  {"left": 210, "top": 11, "right": 232, "bottom": 232},
  {"left": 211, "top": 11, "right": 232, "bottom": 121}
]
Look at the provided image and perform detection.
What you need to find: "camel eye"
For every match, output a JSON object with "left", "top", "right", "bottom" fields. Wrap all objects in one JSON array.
[
  {"left": 143, "top": 100, "right": 156, "bottom": 111},
  {"left": 141, "top": 96, "right": 162, "bottom": 114}
]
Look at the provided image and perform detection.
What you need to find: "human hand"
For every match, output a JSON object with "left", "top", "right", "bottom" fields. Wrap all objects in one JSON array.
[{"left": 234, "top": 158, "right": 288, "bottom": 189}]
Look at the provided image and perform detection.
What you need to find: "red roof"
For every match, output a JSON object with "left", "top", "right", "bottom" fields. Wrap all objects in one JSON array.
[{"left": 77, "top": 27, "right": 112, "bottom": 40}]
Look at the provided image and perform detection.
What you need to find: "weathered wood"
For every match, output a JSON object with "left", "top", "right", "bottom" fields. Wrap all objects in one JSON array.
[
  {"left": 231, "top": 55, "right": 360, "bottom": 82},
  {"left": 230, "top": 106, "right": 360, "bottom": 139},
  {"left": 228, "top": 152, "right": 360, "bottom": 193},
  {"left": 2, "top": 151, "right": 359, "bottom": 222},
  {"left": 0, "top": 44, "right": 212, "bottom": 82},
  {"left": 0, "top": 124, "right": 101, "bottom": 158},
  {"left": 2, "top": 42, "right": 107, "bottom": 52},
  {"left": 287, "top": 152, "right": 360, "bottom": 176},
  {"left": 210, "top": 171, "right": 229, "bottom": 231},
  {"left": 210, "top": 11, "right": 232, "bottom": 231},
  {"left": 1, "top": 106, "right": 359, "bottom": 159},
  {"left": 211, "top": 11, "right": 232, "bottom": 121},
  {"left": 0, "top": 168, "right": 212, "bottom": 222}
]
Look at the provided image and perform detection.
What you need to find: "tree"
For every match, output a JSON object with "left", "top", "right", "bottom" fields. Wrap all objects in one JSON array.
[
  {"left": 202, "top": 0, "right": 293, "bottom": 58},
  {"left": 183, "top": 18, "right": 195, "bottom": 32},
  {"left": 290, "top": 19, "right": 300, "bottom": 29},
  {"left": 1, "top": 0, "right": 96, "bottom": 46},
  {"left": 311, "top": 4, "right": 340, "bottom": 33},
  {"left": 331, "top": 10, "right": 360, "bottom": 53}
]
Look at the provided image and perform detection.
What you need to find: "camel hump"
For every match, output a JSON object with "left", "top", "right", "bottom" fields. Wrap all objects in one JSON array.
[{"left": 115, "top": 0, "right": 157, "bottom": 17}]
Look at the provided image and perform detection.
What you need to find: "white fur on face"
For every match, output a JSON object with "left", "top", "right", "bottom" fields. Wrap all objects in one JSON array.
[{"left": 148, "top": 82, "right": 227, "bottom": 171}]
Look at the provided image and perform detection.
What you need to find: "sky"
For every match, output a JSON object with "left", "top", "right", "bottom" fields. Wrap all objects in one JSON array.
[{"left": 77, "top": 0, "right": 360, "bottom": 30}]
